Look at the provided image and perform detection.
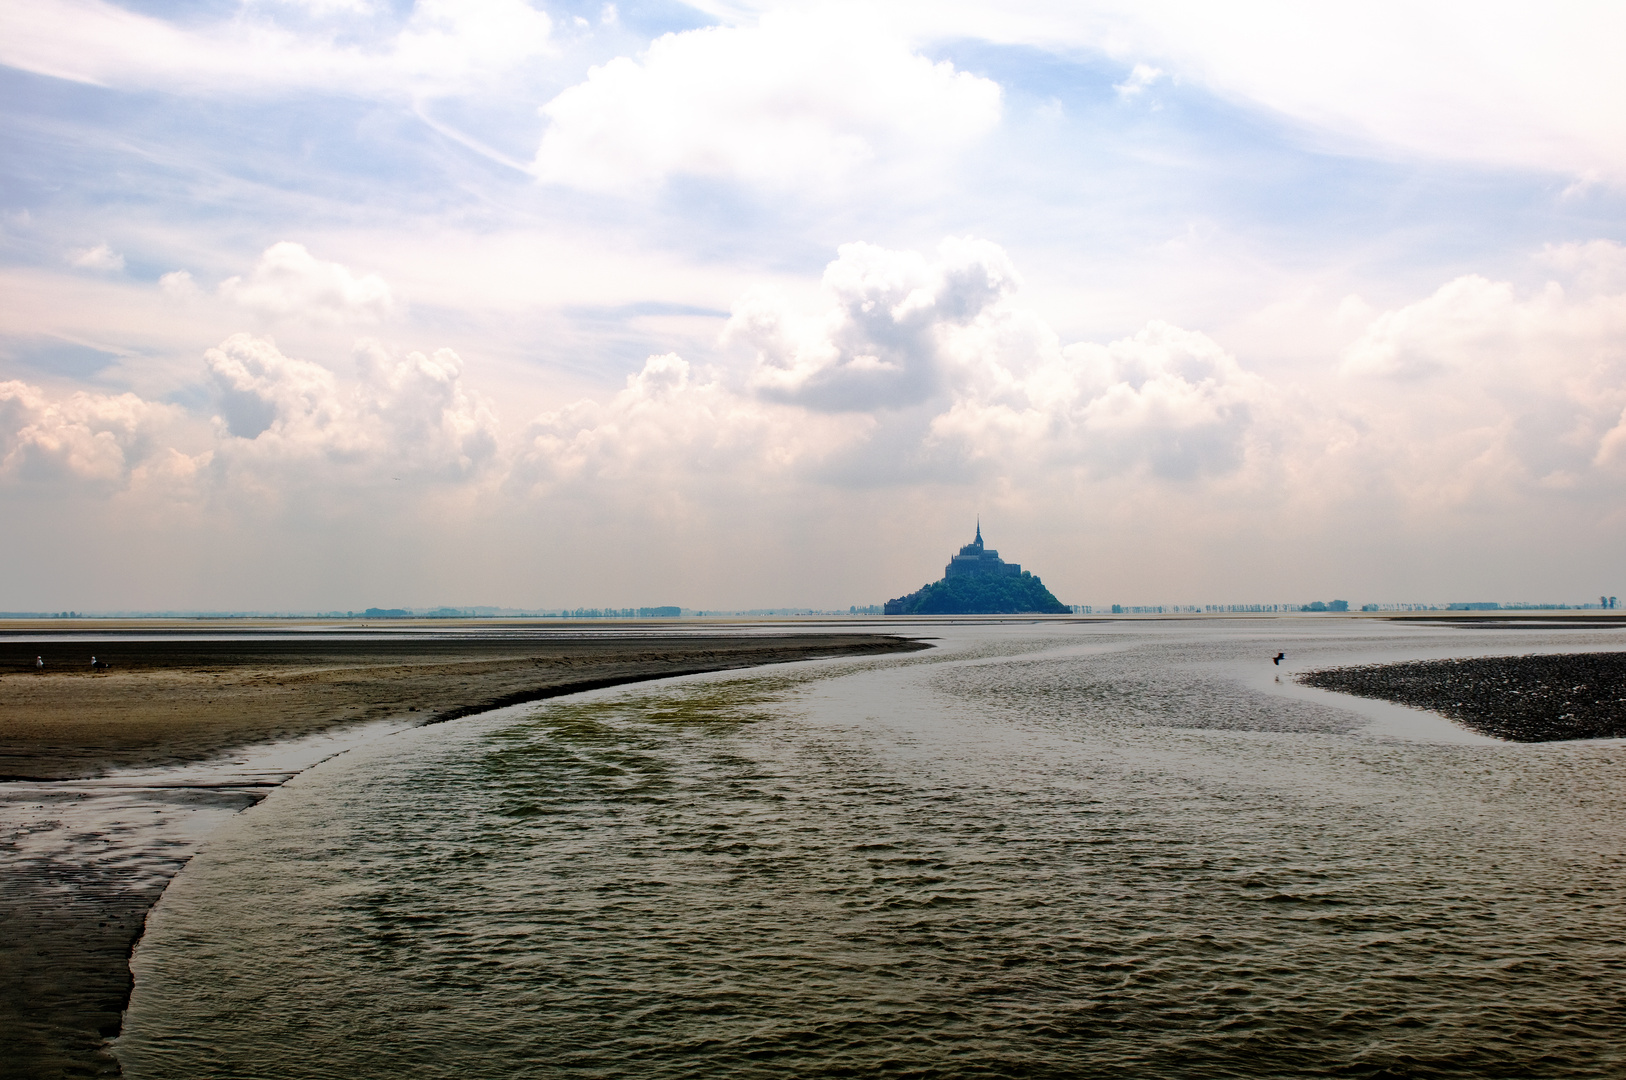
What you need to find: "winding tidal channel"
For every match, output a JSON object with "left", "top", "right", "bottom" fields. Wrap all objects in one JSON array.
[{"left": 116, "top": 620, "right": 1626, "bottom": 1079}]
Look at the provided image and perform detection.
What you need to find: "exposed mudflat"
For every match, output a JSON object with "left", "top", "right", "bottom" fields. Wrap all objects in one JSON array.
[
  {"left": 0, "top": 629, "right": 926, "bottom": 780},
  {"left": 1298, "top": 651, "right": 1626, "bottom": 741}
]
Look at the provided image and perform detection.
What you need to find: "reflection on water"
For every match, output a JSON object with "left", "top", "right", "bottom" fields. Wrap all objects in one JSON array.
[{"left": 120, "top": 621, "right": 1626, "bottom": 1078}]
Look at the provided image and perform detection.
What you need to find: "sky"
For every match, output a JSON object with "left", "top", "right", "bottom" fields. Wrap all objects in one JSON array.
[{"left": 2, "top": 0, "right": 1624, "bottom": 612}]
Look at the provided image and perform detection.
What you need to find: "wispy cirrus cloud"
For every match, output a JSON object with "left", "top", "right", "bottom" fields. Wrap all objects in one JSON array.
[
  {"left": 695, "top": 0, "right": 1626, "bottom": 182},
  {"left": 0, "top": 0, "right": 554, "bottom": 97}
]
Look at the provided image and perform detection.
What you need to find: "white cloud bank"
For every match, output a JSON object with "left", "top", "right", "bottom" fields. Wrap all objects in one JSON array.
[
  {"left": 5, "top": 238, "right": 1626, "bottom": 603},
  {"left": 11, "top": 238, "right": 1626, "bottom": 513},
  {"left": 533, "top": 11, "right": 1001, "bottom": 192},
  {"left": 7, "top": 238, "right": 1280, "bottom": 509}
]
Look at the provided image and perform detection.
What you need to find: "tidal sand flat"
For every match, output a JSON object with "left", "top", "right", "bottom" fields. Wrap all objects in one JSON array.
[
  {"left": 116, "top": 618, "right": 1626, "bottom": 1079},
  {"left": 0, "top": 623, "right": 927, "bottom": 1079},
  {"left": 1299, "top": 651, "right": 1626, "bottom": 741},
  {"left": 0, "top": 625, "right": 928, "bottom": 780}
]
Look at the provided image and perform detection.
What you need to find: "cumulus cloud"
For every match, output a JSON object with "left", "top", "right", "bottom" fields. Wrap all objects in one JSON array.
[
  {"left": 932, "top": 322, "right": 1271, "bottom": 481},
  {"left": 69, "top": 243, "right": 124, "bottom": 272},
  {"left": 0, "top": 331, "right": 502, "bottom": 498},
  {"left": 0, "top": 380, "right": 173, "bottom": 484},
  {"left": 1337, "top": 255, "right": 1626, "bottom": 501},
  {"left": 205, "top": 332, "right": 351, "bottom": 445},
  {"left": 532, "top": 12, "right": 1001, "bottom": 192},
  {"left": 505, "top": 238, "right": 1280, "bottom": 510},
  {"left": 516, "top": 352, "right": 865, "bottom": 499},
  {"left": 218, "top": 242, "right": 397, "bottom": 323},
  {"left": 25, "top": 235, "right": 1277, "bottom": 505},
  {"left": 1113, "top": 62, "right": 1163, "bottom": 100},
  {"left": 731, "top": 237, "right": 1022, "bottom": 411},
  {"left": 353, "top": 339, "right": 499, "bottom": 479},
  {"left": 1340, "top": 275, "right": 1521, "bottom": 381},
  {"left": 0, "top": 0, "right": 552, "bottom": 97},
  {"left": 726, "top": 237, "right": 1269, "bottom": 480},
  {"left": 35, "top": 235, "right": 1626, "bottom": 531},
  {"left": 205, "top": 333, "right": 497, "bottom": 481},
  {"left": 1537, "top": 239, "right": 1626, "bottom": 295},
  {"left": 159, "top": 269, "right": 202, "bottom": 300}
]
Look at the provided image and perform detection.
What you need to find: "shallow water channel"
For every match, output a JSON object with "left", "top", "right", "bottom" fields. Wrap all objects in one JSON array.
[{"left": 118, "top": 619, "right": 1626, "bottom": 1079}]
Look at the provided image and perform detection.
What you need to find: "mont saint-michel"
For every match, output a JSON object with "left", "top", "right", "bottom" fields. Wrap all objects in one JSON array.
[{"left": 884, "top": 524, "right": 1070, "bottom": 615}]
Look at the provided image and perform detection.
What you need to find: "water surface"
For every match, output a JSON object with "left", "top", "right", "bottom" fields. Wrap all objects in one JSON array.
[{"left": 120, "top": 620, "right": 1626, "bottom": 1078}]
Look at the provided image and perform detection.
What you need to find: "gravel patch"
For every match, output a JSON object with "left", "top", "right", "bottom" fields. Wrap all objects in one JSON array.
[{"left": 1298, "top": 652, "right": 1626, "bottom": 742}]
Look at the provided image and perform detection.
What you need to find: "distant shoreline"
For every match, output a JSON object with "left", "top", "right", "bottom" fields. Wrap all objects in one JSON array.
[
  {"left": 9, "top": 609, "right": 1626, "bottom": 626},
  {"left": 0, "top": 627, "right": 929, "bottom": 1078}
]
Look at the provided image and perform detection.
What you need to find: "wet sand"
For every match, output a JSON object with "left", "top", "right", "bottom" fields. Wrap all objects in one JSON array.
[
  {"left": 1299, "top": 651, "right": 1626, "bottom": 742},
  {"left": 1, "top": 626, "right": 926, "bottom": 780},
  {"left": 0, "top": 624, "right": 928, "bottom": 1079}
]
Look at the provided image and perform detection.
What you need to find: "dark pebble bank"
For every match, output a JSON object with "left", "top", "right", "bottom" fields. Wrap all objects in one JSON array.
[{"left": 1298, "top": 652, "right": 1626, "bottom": 742}]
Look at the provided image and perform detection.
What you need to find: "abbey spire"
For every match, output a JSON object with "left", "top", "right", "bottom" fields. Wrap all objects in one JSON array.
[{"left": 883, "top": 524, "right": 1068, "bottom": 615}]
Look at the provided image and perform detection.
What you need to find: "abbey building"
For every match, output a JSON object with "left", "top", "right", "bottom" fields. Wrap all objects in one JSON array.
[
  {"left": 943, "top": 522, "right": 1021, "bottom": 579},
  {"left": 884, "top": 523, "right": 1067, "bottom": 616}
]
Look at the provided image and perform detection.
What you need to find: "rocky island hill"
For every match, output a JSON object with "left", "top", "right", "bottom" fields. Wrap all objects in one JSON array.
[{"left": 885, "top": 524, "right": 1070, "bottom": 615}]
